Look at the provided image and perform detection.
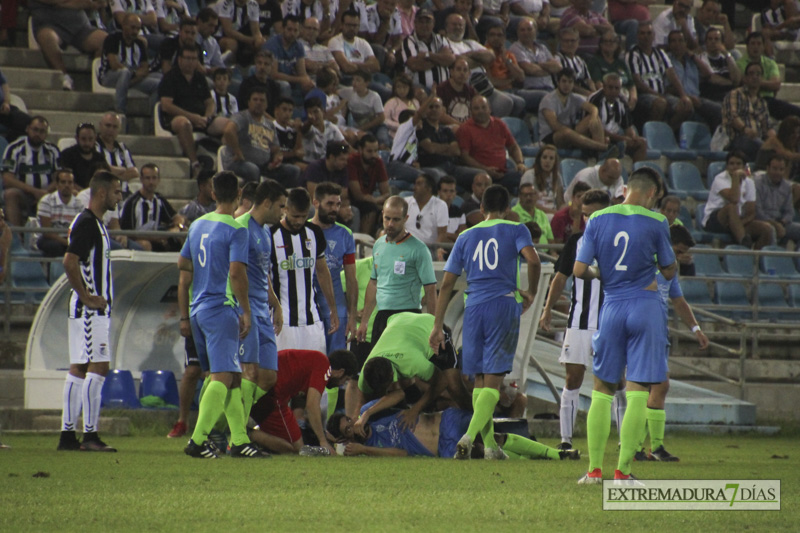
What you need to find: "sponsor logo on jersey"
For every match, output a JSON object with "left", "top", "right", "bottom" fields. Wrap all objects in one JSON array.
[{"left": 279, "top": 253, "right": 316, "bottom": 270}]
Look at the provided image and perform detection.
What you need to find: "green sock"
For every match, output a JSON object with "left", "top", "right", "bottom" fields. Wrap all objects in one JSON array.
[
  {"left": 503, "top": 433, "right": 560, "bottom": 460},
  {"left": 224, "top": 386, "right": 249, "bottom": 447},
  {"left": 472, "top": 387, "right": 482, "bottom": 411},
  {"left": 197, "top": 376, "right": 210, "bottom": 403},
  {"left": 466, "top": 388, "right": 499, "bottom": 442},
  {"left": 255, "top": 386, "right": 268, "bottom": 403},
  {"left": 190, "top": 380, "right": 227, "bottom": 446},
  {"left": 647, "top": 408, "right": 666, "bottom": 450},
  {"left": 587, "top": 390, "right": 614, "bottom": 472},
  {"left": 637, "top": 415, "right": 649, "bottom": 452},
  {"left": 504, "top": 450, "right": 523, "bottom": 460},
  {"left": 617, "top": 390, "right": 649, "bottom": 475},
  {"left": 326, "top": 386, "right": 339, "bottom": 422},
  {"left": 481, "top": 414, "right": 498, "bottom": 450},
  {"left": 241, "top": 379, "right": 257, "bottom": 420}
]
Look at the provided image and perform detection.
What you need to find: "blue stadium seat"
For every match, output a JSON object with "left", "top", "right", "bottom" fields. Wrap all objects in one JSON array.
[
  {"left": 47, "top": 261, "right": 66, "bottom": 284},
  {"left": 101, "top": 370, "right": 141, "bottom": 409},
  {"left": 677, "top": 204, "right": 692, "bottom": 227},
  {"left": 560, "top": 158, "right": 587, "bottom": 188},
  {"left": 707, "top": 161, "right": 726, "bottom": 180},
  {"left": 633, "top": 161, "right": 665, "bottom": 181},
  {"left": 756, "top": 282, "right": 791, "bottom": 321},
  {"left": 694, "top": 203, "right": 733, "bottom": 244},
  {"left": 681, "top": 279, "right": 714, "bottom": 306},
  {"left": 760, "top": 245, "right": 800, "bottom": 278},
  {"left": 679, "top": 121, "right": 727, "bottom": 161},
  {"left": 722, "top": 244, "right": 756, "bottom": 277},
  {"left": 670, "top": 162, "right": 709, "bottom": 201},
  {"left": 788, "top": 284, "right": 800, "bottom": 307},
  {"left": 501, "top": 117, "right": 539, "bottom": 157},
  {"left": 10, "top": 259, "right": 50, "bottom": 304},
  {"left": 139, "top": 370, "right": 179, "bottom": 406},
  {"left": 714, "top": 281, "right": 752, "bottom": 320},
  {"left": 691, "top": 245, "right": 727, "bottom": 277},
  {"left": 524, "top": 157, "right": 535, "bottom": 167},
  {"left": 643, "top": 121, "right": 696, "bottom": 161}
]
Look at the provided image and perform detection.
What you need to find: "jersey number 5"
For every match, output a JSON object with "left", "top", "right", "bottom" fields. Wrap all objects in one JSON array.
[
  {"left": 199, "top": 233, "right": 209, "bottom": 267},
  {"left": 472, "top": 238, "right": 499, "bottom": 271},
  {"left": 614, "top": 231, "right": 629, "bottom": 271}
]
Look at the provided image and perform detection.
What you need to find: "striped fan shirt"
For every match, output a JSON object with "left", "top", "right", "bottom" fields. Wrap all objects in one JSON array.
[
  {"left": 588, "top": 90, "right": 631, "bottom": 135},
  {"left": 401, "top": 33, "right": 452, "bottom": 89},
  {"left": 1, "top": 137, "right": 59, "bottom": 190},
  {"left": 98, "top": 32, "right": 148, "bottom": 80},
  {"left": 96, "top": 140, "right": 136, "bottom": 195},
  {"left": 555, "top": 52, "right": 592, "bottom": 91},
  {"left": 119, "top": 191, "right": 176, "bottom": 231},
  {"left": 67, "top": 209, "right": 113, "bottom": 318},
  {"left": 555, "top": 232, "right": 602, "bottom": 331},
  {"left": 214, "top": 91, "right": 239, "bottom": 118},
  {"left": 271, "top": 221, "right": 327, "bottom": 327},
  {"left": 626, "top": 45, "right": 672, "bottom": 94},
  {"left": 110, "top": 0, "right": 156, "bottom": 34}
]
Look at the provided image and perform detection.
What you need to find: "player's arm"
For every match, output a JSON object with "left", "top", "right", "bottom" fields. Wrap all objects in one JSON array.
[
  {"left": 430, "top": 271, "right": 458, "bottom": 353},
  {"left": 356, "top": 278, "right": 377, "bottom": 342},
  {"left": 671, "top": 295, "right": 709, "bottom": 349},
  {"left": 519, "top": 245, "right": 541, "bottom": 314},
  {"left": 305, "top": 387, "right": 335, "bottom": 455},
  {"left": 343, "top": 261, "right": 358, "bottom": 341},
  {"left": 401, "top": 367, "right": 441, "bottom": 430},
  {"left": 573, "top": 260, "right": 600, "bottom": 281},
  {"left": 230, "top": 261, "right": 251, "bottom": 339},
  {"left": 423, "top": 283, "right": 437, "bottom": 315},
  {"left": 267, "top": 274, "right": 282, "bottom": 336},
  {"left": 343, "top": 442, "right": 408, "bottom": 456},
  {"left": 355, "top": 386, "right": 405, "bottom": 435},
  {"left": 539, "top": 271, "right": 568, "bottom": 332},
  {"left": 315, "top": 258, "right": 339, "bottom": 334},
  {"left": 177, "top": 255, "right": 194, "bottom": 338},
  {"left": 659, "top": 260, "right": 677, "bottom": 281}
]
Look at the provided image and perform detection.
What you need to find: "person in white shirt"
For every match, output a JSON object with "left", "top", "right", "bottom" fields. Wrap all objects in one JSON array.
[
  {"left": 564, "top": 158, "right": 624, "bottom": 204},
  {"left": 405, "top": 173, "right": 448, "bottom": 245},
  {"left": 653, "top": 0, "right": 698, "bottom": 49},
  {"left": 36, "top": 169, "right": 84, "bottom": 257}
]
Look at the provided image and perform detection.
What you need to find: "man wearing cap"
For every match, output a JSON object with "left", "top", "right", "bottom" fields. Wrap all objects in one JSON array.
[{"left": 399, "top": 9, "right": 456, "bottom": 91}]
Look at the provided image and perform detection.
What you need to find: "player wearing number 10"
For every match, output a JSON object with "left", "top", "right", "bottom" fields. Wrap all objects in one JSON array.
[
  {"left": 573, "top": 167, "right": 676, "bottom": 483},
  {"left": 430, "top": 185, "right": 541, "bottom": 460}
]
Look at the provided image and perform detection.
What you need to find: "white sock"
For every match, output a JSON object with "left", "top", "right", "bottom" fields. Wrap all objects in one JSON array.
[
  {"left": 560, "top": 388, "right": 580, "bottom": 444},
  {"left": 61, "top": 374, "right": 84, "bottom": 432},
  {"left": 613, "top": 388, "right": 627, "bottom": 435},
  {"left": 83, "top": 373, "right": 105, "bottom": 434}
]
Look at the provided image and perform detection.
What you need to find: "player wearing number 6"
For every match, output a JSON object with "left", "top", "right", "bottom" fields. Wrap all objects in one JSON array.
[
  {"left": 430, "top": 185, "right": 541, "bottom": 460},
  {"left": 573, "top": 167, "right": 676, "bottom": 484}
]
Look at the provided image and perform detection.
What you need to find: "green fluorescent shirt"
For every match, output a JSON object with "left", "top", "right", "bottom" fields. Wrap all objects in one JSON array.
[
  {"left": 511, "top": 203, "right": 553, "bottom": 244},
  {"left": 370, "top": 232, "right": 437, "bottom": 311}
]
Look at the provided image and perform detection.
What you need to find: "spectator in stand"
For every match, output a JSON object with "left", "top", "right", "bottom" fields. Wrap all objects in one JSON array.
[
  {"left": 627, "top": 21, "right": 693, "bottom": 132},
  {"left": 339, "top": 70, "right": 392, "bottom": 149},
  {"left": 264, "top": 15, "right": 315, "bottom": 99},
  {"left": 358, "top": 0, "right": 403, "bottom": 73},
  {"left": 437, "top": 175, "right": 466, "bottom": 243},
  {"left": 99, "top": 13, "right": 162, "bottom": 115},
  {"left": 756, "top": 116, "right": 800, "bottom": 184},
  {"left": 589, "top": 73, "right": 649, "bottom": 162},
  {"left": 36, "top": 168, "right": 83, "bottom": 257},
  {"left": 555, "top": 27, "right": 595, "bottom": 97},
  {"left": 666, "top": 30, "right": 721, "bottom": 132},
  {"left": 660, "top": 194, "right": 695, "bottom": 275},
  {"left": 703, "top": 150, "right": 773, "bottom": 249},
  {"left": 222, "top": 87, "right": 301, "bottom": 186},
  {"left": 120, "top": 163, "right": 186, "bottom": 251},
  {"left": 559, "top": 0, "right": 613, "bottom": 56},
  {"left": 96, "top": 113, "right": 139, "bottom": 198},
  {"left": 195, "top": 8, "right": 226, "bottom": 72},
  {"left": 273, "top": 97, "right": 305, "bottom": 169},
  {"left": 653, "top": 0, "right": 698, "bottom": 49},
  {"left": 156, "top": 18, "right": 202, "bottom": 76},
  {"left": 436, "top": 58, "right": 476, "bottom": 125},
  {"left": 538, "top": 68, "right": 610, "bottom": 156},
  {"left": 417, "top": 96, "right": 462, "bottom": 181},
  {"left": 283, "top": 0, "right": 336, "bottom": 40},
  {"left": 159, "top": 44, "right": 230, "bottom": 175},
  {"left": 510, "top": 0, "right": 559, "bottom": 37},
  {"left": 509, "top": 17, "right": 563, "bottom": 114},
  {"left": 179, "top": 170, "right": 216, "bottom": 226},
  {"left": 347, "top": 134, "right": 391, "bottom": 236},
  {"left": 305, "top": 67, "right": 357, "bottom": 143},
  {"left": 59, "top": 123, "right": 106, "bottom": 190},
  {"left": 520, "top": 144, "right": 564, "bottom": 217},
  {"left": 384, "top": 74, "right": 420, "bottom": 140},
  {"left": 405, "top": 173, "right": 448, "bottom": 245},
  {"left": 155, "top": 0, "right": 191, "bottom": 37},
  {"left": 217, "top": 0, "right": 264, "bottom": 63},
  {"left": 455, "top": 95, "right": 527, "bottom": 193},
  {"left": 550, "top": 179, "right": 590, "bottom": 243},
  {"left": 694, "top": 0, "right": 735, "bottom": 52},
  {"left": 510, "top": 182, "right": 553, "bottom": 245},
  {"left": 0, "top": 68, "right": 31, "bottom": 143},
  {"left": 301, "top": 97, "right": 347, "bottom": 164},
  {"left": 28, "top": 0, "right": 108, "bottom": 91},
  {"left": 722, "top": 62, "right": 773, "bottom": 163},
  {"left": 212, "top": 68, "right": 239, "bottom": 118},
  {"left": 253, "top": 0, "right": 287, "bottom": 46},
  {"left": 239, "top": 50, "right": 284, "bottom": 118},
  {"left": 607, "top": 0, "right": 651, "bottom": 50},
  {"left": 400, "top": 9, "right": 455, "bottom": 93},
  {"left": 435, "top": 0, "right": 480, "bottom": 42},
  {"left": 564, "top": 157, "right": 624, "bottom": 203},
  {"left": 760, "top": 0, "right": 800, "bottom": 55},
  {"left": 301, "top": 140, "right": 350, "bottom": 196},
  {"left": 329, "top": 9, "right": 383, "bottom": 88},
  {"left": 736, "top": 31, "right": 800, "bottom": 121},
  {"left": 386, "top": 109, "right": 424, "bottom": 189},
  {"left": 299, "top": 17, "right": 339, "bottom": 83},
  {"left": 588, "top": 33, "right": 637, "bottom": 111},
  {"left": 460, "top": 172, "right": 491, "bottom": 227},
  {"left": 697, "top": 28, "right": 741, "bottom": 104},
  {"left": 396, "top": 0, "right": 419, "bottom": 40},
  {"left": 755, "top": 155, "right": 800, "bottom": 246},
  {"left": 482, "top": 22, "right": 526, "bottom": 117},
  {"left": 2, "top": 116, "right": 59, "bottom": 227},
  {"left": 110, "top": 0, "right": 160, "bottom": 50}
]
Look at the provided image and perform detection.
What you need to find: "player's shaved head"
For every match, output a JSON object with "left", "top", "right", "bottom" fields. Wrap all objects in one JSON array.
[
  {"left": 383, "top": 195, "right": 408, "bottom": 217},
  {"left": 212, "top": 171, "right": 240, "bottom": 203},
  {"left": 627, "top": 167, "right": 662, "bottom": 196}
]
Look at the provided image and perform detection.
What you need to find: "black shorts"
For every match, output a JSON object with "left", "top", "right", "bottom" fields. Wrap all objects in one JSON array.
[
  {"left": 372, "top": 308, "right": 421, "bottom": 345},
  {"left": 541, "top": 133, "right": 555, "bottom": 145},
  {"left": 31, "top": 7, "right": 98, "bottom": 51},
  {"left": 184, "top": 335, "right": 200, "bottom": 367},
  {"left": 351, "top": 339, "right": 373, "bottom": 374},
  {"left": 351, "top": 198, "right": 381, "bottom": 218},
  {"left": 704, "top": 209, "right": 727, "bottom": 234},
  {"left": 430, "top": 325, "right": 459, "bottom": 371}
]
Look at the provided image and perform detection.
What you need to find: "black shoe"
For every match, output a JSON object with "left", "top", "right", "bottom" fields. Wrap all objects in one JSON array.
[
  {"left": 57, "top": 431, "right": 81, "bottom": 451},
  {"left": 230, "top": 442, "right": 271, "bottom": 458},
  {"left": 633, "top": 449, "right": 650, "bottom": 462},
  {"left": 649, "top": 445, "right": 680, "bottom": 462},
  {"left": 559, "top": 448, "right": 581, "bottom": 460},
  {"left": 184, "top": 439, "right": 219, "bottom": 459},
  {"left": 80, "top": 436, "right": 117, "bottom": 452},
  {"left": 557, "top": 442, "right": 573, "bottom": 451}
]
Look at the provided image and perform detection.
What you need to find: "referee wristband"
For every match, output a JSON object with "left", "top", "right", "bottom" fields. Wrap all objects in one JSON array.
[{"left": 691, "top": 325, "right": 701, "bottom": 333}]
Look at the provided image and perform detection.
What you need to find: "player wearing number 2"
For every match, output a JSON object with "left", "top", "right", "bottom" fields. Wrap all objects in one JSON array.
[
  {"left": 430, "top": 185, "right": 541, "bottom": 460},
  {"left": 573, "top": 167, "right": 676, "bottom": 484}
]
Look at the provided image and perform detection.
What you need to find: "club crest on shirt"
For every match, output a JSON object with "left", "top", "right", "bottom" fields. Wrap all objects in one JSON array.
[{"left": 328, "top": 240, "right": 337, "bottom": 251}]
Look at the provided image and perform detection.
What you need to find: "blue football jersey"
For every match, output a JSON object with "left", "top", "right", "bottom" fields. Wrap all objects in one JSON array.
[
  {"left": 656, "top": 271, "right": 683, "bottom": 314},
  {"left": 576, "top": 205, "right": 675, "bottom": 300},
  {"left": 180, "top": 212, "right": 249, "bottom": 315},
  {"left": 236, "top": 212, "right": 273, "bottom": 319},
  {"left": 321, "top": 222, "right": 356, "bottom": 309},
  {"left": 444, "top": 219, "right": 534, "bottom": 307}
]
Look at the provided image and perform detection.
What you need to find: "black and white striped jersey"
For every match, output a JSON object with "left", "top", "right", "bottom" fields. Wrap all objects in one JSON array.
[
  {"left": 270, "top": 221, "right": 327, "bottom": 327},
  {"left": 96, "top": 139, "right": 136, "bottom": 194},
  {"left": 67, "top": 209, "right": 113, "bottom": 318},
  {"left": 588, "top": 90, "right": 632, "bottom": 135},
  {"left": 98, "top": 32, "right": 148, "bottom": 80},
  {"left": 400, "top": 33, "right": 452, "bottom": 89},
  {"left": 1, "top": 137, "right": 59, "bottom": 190},
  {"left": 556, "top": 52, "right": 592, "bottom": 91},
  {"left": 626, "top": 45, "right": 673, "bottom": 94},
  {"left": 554, "top": 232, "right": 602, "bottom": 331}
]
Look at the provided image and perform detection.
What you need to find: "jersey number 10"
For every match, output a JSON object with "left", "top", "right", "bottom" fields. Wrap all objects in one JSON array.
[{"left": 472, "top": 238, "right": 499, "bottom": 271}]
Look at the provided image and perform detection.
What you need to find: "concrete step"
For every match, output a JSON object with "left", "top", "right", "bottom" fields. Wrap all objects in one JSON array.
[
  {"left": 159, "top": 177, "right": 196, "bottom": 199},
  {"left": 44, "top": 133, "right": 184, "bottom": 158},
  {"left": 169, "top": 198, "right": 191, "bottom": 212},
  {"left": 146, "top": 155, "right": 191, "bottom": 180},
  {"left": 0, "top": 47, "right": 91, "bottom": 72},
  {"left": 21, "top": 89, "right": 152, "bottom": 117},
  {"left": 4, "top": 66, "right": 91, "bottom": 92},
  {"left": 779, "top": 82, "right": 800, "bottom": 102},
  {"left": 32, "top": 414, "right": 131, "bottom": 436},
  {"left": 32, "top": 109, "right": 151, "bottom": 136}
]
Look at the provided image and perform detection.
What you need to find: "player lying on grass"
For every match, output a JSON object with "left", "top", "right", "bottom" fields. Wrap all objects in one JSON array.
[{"left": 327, "top": 403, "right": 580, "bottom": 459}]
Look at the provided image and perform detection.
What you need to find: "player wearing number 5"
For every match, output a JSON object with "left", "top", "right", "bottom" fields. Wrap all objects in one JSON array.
[
  {"left": 573, "top": 167, "right": 676, "bottom": 484},
  {"left": 178, "top": 171, "right": 265, "bottom": 459},
  {"left": 430, "top": 185, "right": 541, "bottom": 460}
]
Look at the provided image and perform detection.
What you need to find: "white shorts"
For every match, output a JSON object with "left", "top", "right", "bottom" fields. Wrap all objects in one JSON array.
[
  {"left": 276, "top": 321, "right": 326, "bottom": 353},
  {"left": 69, "top": 314, "right": 112, "bottom": 365},
  {"left": 558, "top": 328, "right": 594, "bottom": 368}
]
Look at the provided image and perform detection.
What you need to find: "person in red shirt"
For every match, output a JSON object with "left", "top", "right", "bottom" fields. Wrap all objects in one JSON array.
[
  {"left": 550, "top": 181, "right": 590, "bottom": 244},
  {"left": 346, "top": 134, "right": 391, "bottom": 236},
  {"left": 248, "top": 349, "right": 358, "bottom": 455},
  {"left": 455, "top": 95, "right": 527, "bottom": 194}
]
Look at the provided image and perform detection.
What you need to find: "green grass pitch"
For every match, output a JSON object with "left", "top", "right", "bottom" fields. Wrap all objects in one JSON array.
[{"left": 0, "top": 432, "right": 797, "bottom": 532}]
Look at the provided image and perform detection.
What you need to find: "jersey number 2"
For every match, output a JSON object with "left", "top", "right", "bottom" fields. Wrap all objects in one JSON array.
[
  {"left": 614, "top": 231, "right": 629, "bottom": 271},
  {"left": 199, "top": 234, "right": 209, "bottom": 267},
  {"left": 472, "top": 238, "right": 499, "bottom": 271}
]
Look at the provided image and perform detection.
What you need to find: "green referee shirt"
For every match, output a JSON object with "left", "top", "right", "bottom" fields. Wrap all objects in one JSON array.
[
  {"left": 370, "top": 232, "right": 437, "bottom": 311},
  {"left": 511, "top": 203, "right": 553, "bottom": 244}
]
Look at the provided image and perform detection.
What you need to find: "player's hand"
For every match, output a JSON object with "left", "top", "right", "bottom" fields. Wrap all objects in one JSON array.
[
  {"left": 272, "top": 305, "right": 283, "bottom": 336},
  {"left": 355, "top": 322, "right": 368, "bottom": 343},
  {"left": 345, "top": 316, "right": 357, "bottom": 343},
  {"left": 538, "top": 308, "right": 552, "bottom": 332},
  {"left": 429, "top": 328, "right": 445, "bottom": 354},
  {"left": 398, "top": 409, "right": 418, "bottom": 431},
  {"left": 353, "top": 414, "right": 368, "bottom": 437},
  {"left": 520, "top": 290, "right": 535, "bottom": 314},
  {"left": 328, "top": 311, "right": 339, "bottom": 334},
  {"left": 239, "top": 312, "right": 251, "bottom": 339},
  {"left": 179, "top": 320, "right": 192, "bottom": 338},
  {"left": 344, "top": 442, "right": 366, "bottom": 456},
  {"left": 696, "top": 330, "right": 709, "bottom": 350},
  {"left": 82, "top": 294, "right": 107, "bottom": 310},
  {"left": 322, "top": 440, "right": 336, "bottom": 455}
]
